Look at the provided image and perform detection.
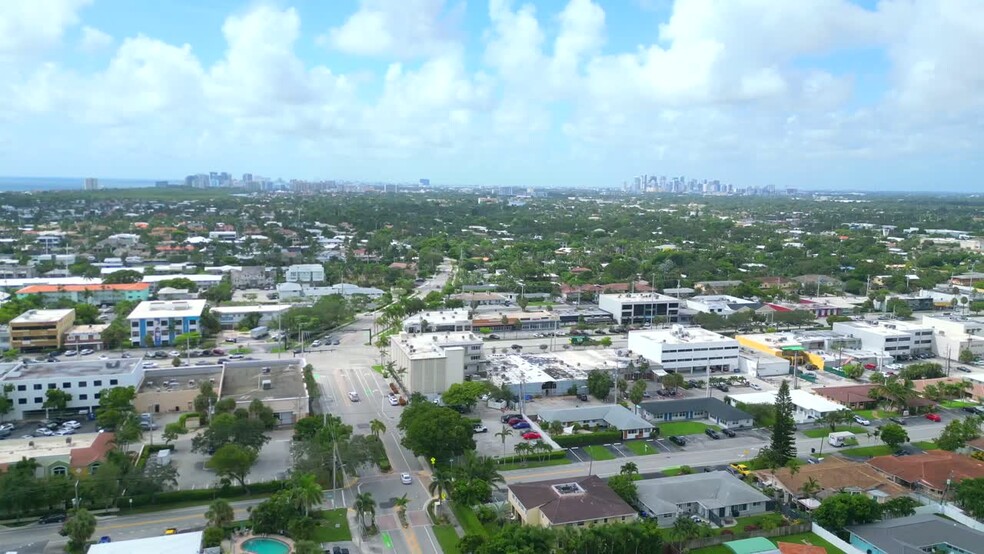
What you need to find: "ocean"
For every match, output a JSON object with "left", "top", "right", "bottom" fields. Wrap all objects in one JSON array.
[{"left": 0, "top": 176, "right": 161, "bottom": 191}]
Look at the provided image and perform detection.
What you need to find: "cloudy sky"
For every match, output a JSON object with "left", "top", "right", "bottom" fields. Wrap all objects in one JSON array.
[{"left": 1, "top": 0, "right": 981, "bottom": 190}]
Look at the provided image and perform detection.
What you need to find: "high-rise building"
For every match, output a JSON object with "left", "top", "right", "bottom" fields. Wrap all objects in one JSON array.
[{"left": 83, "top": 178, "right": 99, "bottom": 190}]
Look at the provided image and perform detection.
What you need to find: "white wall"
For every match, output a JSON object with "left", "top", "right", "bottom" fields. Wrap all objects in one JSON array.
[{"left": 811, "top": 522, "right": 865, "bottom": 554}]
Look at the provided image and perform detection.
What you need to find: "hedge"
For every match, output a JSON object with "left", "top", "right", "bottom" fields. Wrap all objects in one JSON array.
[
  {"left": 552, "top": 430, "right": 623, "bottom": 448},
  {"left": 124, "top": 480, "right": 286, "bottom": 508},
  {"left": 494, "top": 450, "right": 567, "bottom": 465}
]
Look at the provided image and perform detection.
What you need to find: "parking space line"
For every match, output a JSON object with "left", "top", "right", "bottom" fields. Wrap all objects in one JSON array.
[{"left": 569, "top": 448, "right": 585, "bottom": 463}]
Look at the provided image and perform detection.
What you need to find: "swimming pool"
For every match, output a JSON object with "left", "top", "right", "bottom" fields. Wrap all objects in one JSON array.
[{"left": 241, "top": 537, "right": 291, "bottom": 554}]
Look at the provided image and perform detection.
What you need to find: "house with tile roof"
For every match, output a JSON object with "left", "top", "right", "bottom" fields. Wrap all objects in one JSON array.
[
  {"left": 754, "top": 456, "right": 909, "bottom": 506},
  {"left": 507, "top": 475, "right": 637, "bottom": 528},
  {"left": 867, "top": 450, "right": 984, "bottom": 499}
]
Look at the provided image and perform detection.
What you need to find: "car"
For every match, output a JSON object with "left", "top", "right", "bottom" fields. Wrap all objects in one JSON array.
[
  {"left": 64, "top": 350, "right": 78, "bottom": 357},
  {"left": 35, "top": 428, "right": 54, "bottom": 436},
  {"left": 501, "top": 413, "right": 522, "bottom": 423},
  {"left": 38, "top": 513, "right": 67, "bottom": 524},
  {"left": 167, "top": 350, "right": 180, "bottom": 357},
  {"left": 512, "top": 421, "right": 531, "bottom": 430},
  {"left": 54, "top": 428, "right": 75, "bottom": 436},
  {"left": 0, "top": 423, "right": 15, "bottom": 432},
  {"left": 863, "top": 363, "right": 876, "bottom": 369},
  {"left": 925, "top": 413, "right": 942, "bottom": 422},
  {"left": 139, "top": 422, "right": 158, "bottom": 430},
  {"left": 98, "top": 536, "right": 112, "bottom": 543},
  {"left": 507, "top": 417, "right": 524, "bottom": 425},
  {"left": 522, "top": 432, "right": 541, "bottom": 440},
  {"left": 98, "top": 355, "right": 109, "bottom": 360},
  {"left": 642, "top": 391, "right": 652, "bottom": 398},
  {"left": 225, "top": 338, "right": 238, "bottom": 344},
  {"left": 668, "top": 435, "right": 686, "bottom": 446},
  {"left": 749, "top": 383, "right": 762, "bottom": 390},
  {"left": 721, "top": 428, "right": 736, "bottom": 438},
  {"left": 332, "top": 340, "right": 340, "bottom": 345},
  {"left": 690, "top": 514, "right": 703, "bottom": 523},
  {"left": 957, "top": 366, "right": 972, "bottom": 373},
  {"left": 473, "top": 424, "right": 488, "bottom": 433},
  {"left": 212, "top": 348, "right": 226, "bottom": 355},
  {"left": 80, "top": 349, "right": 94, "bottom": 356},
  {"left": 388, "top": 395, "right": 400, "bottom": 406},
  {"left": 577, "top": 393, "right": 589, "bottom": 401},
  {"left": 963, "top": 406, "right": 979, "bottom": 414},
  {"left": 716, "top": 384, "right": 729, "bottom": 392},
  {"left": 293, "top": 349, "right": 303, "bottom": 355},
  {"left": 853, "top": 415, "right": 871, "bottom": 425},
  {"left": 348, "top": 391, "right": 360, "bottom": 402},
  {"left": 228, "top": 354, "right": 245, "bottom": 360},
  {"left": 704, "top": 428, "right": 720, "bottom": 439},
  {"left": 401, "top": 472, "right": 412, "bottom": 485},
  {"left": 195, "top": 360, "right": 211, "bottom": 366},
  {"left": 164, "top": 527, "right": 178, "bottom": 535},
  {"left": 729, "top": 463, "right": 751, "bottom": 476},
  {"left": 888, "top": 417, "right": 907, "bottom": 426},
  {"left": 143, "top": 362, "right": 158, "bottom": 368},
  {"left": 311, "top": 340, "right": 321, "bottom": 347}
]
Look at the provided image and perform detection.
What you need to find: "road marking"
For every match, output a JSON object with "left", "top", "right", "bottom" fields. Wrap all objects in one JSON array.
[
  {"left": 96, "top": 508, "right": 251, "bottom": 531},
  {"left": 382, "top": 532, "right": 393, "bottom": 548},
  {"left": 403, "top": 525, "right": 424, "bottom": 554}
]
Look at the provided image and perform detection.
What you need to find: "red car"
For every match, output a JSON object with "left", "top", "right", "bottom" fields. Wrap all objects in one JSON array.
[
  {"left": 522, "top": 432, "right": 541, "bottom": 440},
  {"left": 925, "top": 413, "right": 942, "bottom": 422},
  {"left": 507, "top": 417, "right": 523, "bottom": 426},
  {"left": 863, "top": 363, "right": 877, "bottom": 370}
]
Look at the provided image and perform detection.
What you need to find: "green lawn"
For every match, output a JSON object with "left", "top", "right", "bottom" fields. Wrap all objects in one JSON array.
[
  {"left": 942, "top": 400, "right": 977, "bottom": 408},
  {"left": 720, "top": 513, "right": 786, "bottom": 534},
  {"left": 692, "top": 532, "right": 844, "bottom": 554},
  {"left": 497, "top": 458, "right": 571, "bottom": 471},
  {"left": 433, "top": 524, "right": 461, "bottom": 554},
  {"left": 311, "top": 508, "right": 352, "bottom": 542},
  {"left": 624, "top": 440, "right": 658, "bottom": 456},
  {"left": 451, "top": 503, "right": 486, "bottom": 537},
  {"left": 802, "top": 425, "right": 867, "bottom": 438},
  {"left": 839, "top": 444, "right": 895, "bottom": 458},
  {"left": 913, "top": 440, "right": 938, "bottom": 450},
  {"left": 853, "top": 409, "right": 898, "bottom": 420},
  {"left": 583, "top": 445, "right": 616, "bottom": 460},
  {"left": 661, "top": 466, "right": 697, "bottom": 477},
  {"left": 657, "top": 421, "right": 719, "bottom": 436}
]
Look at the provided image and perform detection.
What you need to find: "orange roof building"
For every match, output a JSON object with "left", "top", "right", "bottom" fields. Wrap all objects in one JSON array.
[
  {"left": 867, "top": 450, "right": 984, "bottom": 498},
  {"left": 16, "top": 282, "right": 150, "bottom": 304}
]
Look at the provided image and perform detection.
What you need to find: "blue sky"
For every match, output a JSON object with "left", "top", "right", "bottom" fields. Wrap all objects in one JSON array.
[{"left": 0, "top": 0, "right": 982, "bottom": 191}]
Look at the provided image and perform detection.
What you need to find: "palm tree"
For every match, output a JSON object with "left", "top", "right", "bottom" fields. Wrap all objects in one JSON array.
[
  {"left": 869, "top": 377, "right": 916, "bottom": 411},
  {"left": 288, "top": 472, "right": 324, "bottom": 516},
  {"left": 786, "top": 458, "right": 801, "bottom": 477},
  {"left": 429, "top": 468, "right": 454, "bottom": 508},
  {"left": 816, "top": 409, "right": 852, "bottom": 433},
  {"left": 494, "top": 425, "right": 512, "bottom": 458},
  {"left": 620, "top": 462, "right": 639, "bottom": 477},
  {"left": 799, "top": 476, "right": 821, "bottom": 498},
  {"left": 204, "top": 498, "right": 234, "bottom": 528},
  {"left": 393, "top": 493, "right": 409, "bottom": 515},
  {"left": 354, "top": 492, "right": 376, "bottom": 530},
  {"left": 369, "top": 419, "right": 386, "bottom": 439}
]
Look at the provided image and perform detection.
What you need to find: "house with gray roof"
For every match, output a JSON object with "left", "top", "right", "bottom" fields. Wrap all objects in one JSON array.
[
  {"left": 535, "top": 405, "right": 654, "bottom": 440},
  {"left": 636, "top": 471, "right": 770, "bottom": 527},
  {"left": 639, "top": 397, "right": 754, "bottom": 429},
  {"left": 847, "top": 513, "right": 984, "bottom": 554}
]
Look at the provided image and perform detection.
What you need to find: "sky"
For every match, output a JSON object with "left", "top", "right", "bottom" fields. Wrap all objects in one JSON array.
[{"left": 0, "top": 0, "right": 982, "bottom": 191}]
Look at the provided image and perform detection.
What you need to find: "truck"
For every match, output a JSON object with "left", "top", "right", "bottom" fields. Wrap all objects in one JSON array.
[
  {"left": 250, "top": 326, "right": 269, "bottom": 339},
  {"left": 827, "top": 431, "right": 856, "bottom": 447}
]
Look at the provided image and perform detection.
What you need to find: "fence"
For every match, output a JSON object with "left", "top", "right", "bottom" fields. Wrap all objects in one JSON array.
[
  {"left": 670, "top": 522, "right": 812, "bottom": 552},
  {"left": 811, "top": 522, "right": 866, "bottom": 554}
]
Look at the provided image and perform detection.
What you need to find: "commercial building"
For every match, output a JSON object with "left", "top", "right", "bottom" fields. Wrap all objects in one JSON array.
[
  {"left": 831, "top": 320, "right": 933, "bottom": 359},
  {"left": 285, "top": 264, "right": 325, "bottom": 283},
  {"left": 142, "top": 274, "right": 222, "bottom": 292},
  {"left": 211, "top": 304, "right": 291, "bottom": 329},
  {"left": 534, "top": 405, "right": 653, "bottom": 440},
  {"left": 598, "top": 292, "right": 680, "bottom": 325},
  {"left": 635, "top": 472, "right": 770, "bottom": 527},
  {"left": 126, "top": 300, "right": 206, "bottom": 346},
  {"left": 64, "top": 324, "right": 108, "bottom": 351},
  {"left": 736, "top": 331, "right": 859, "bottom": 370},
  {"left": 726, "top": 390, "right": 846, "bottom": 424},
  {"left": 488, "top": 350, "right": 625, "bottom": 399},
  {"left": 471, "top": 310, "right": 560, "bottom": 332},
  {"left": 87, "top": 530, "right": 204, "bottom": 554},
  {"left": 450, "top": 292, "right": 510, "bottom": 306},
  {"left": 389, "top": 332, "right": 484, "bottom": 394},
  {"left": 921, "top": 314, "right": 984, "bottom": 360},
  {"left": 403, "top": 308, "right": 472, "bottom": 333},
  {"left": 0, "top": 432, "right": 116, "bottom": 478},
  {"left": 15, "top": 282, "right": 151, "bottom": 305},
  {"left": 230, "top": 266, "right": 276, "bottom": 289},
  {"left": 507, "top": 475, "right": 637, "bottom": 528},
  {"left": 847, "top": 514, "right": 984, "bottom": 554},
  {"left": 738, "top": 350, "right": 791, "bottom": 378},
  {"left": 9, "top": 308, "right": 75, "bottom": 351},
  {"left": 686, "top": 295, "right": 761, "bottom": 316},
  {"left": 639, "top": 398, "right": 754, "bottom": 429},
  {"left": 627, "top": 326, "right": 739, "bottom": 374},
  {"left": 276, "top": 282, "right": 385, "bottom": 300},
  {"left": 0, "top": 357, "right": 145, "bottom": 419}
]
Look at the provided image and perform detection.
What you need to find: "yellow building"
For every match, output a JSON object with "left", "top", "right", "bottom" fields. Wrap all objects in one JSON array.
[
  {"left": 9, "top": 308, "right": 76, "bottom": 351},
  {"left": 736, "top": 332, "right": 828, "bottom": 370}
]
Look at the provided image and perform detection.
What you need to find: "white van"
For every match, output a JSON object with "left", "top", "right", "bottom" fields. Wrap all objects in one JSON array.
[{"left": 828, "top": 431, "right": 855, "bottom": 447}]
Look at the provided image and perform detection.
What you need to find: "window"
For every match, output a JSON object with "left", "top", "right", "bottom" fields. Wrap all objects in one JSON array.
[
  {"left": 89, "top": 462, "right": 101, "bottom": 474},
  {"left": 17, "top": 384, "right": 25, "bottom": 391},
  {"left": 131, "top": 321, "right": 139, "bottom": 328},
  {"left": 48, "top": 383, "right": 56, "bottom": 389},
  {"left": 18, "top": 398, "right": 26, "bottom": 405},
  {"left": 109, "top": 379, "right": 118, "bottom": 386},
  {"left": 52, "top": 466, "right": 68, "bottom": 476},
  {"left": 78, "top": 381, "right": 87, "bottom": 387},
  {"left": 63, "top": 382, "right": 71, "bottom": 388},
  {"left": 94, "top": 393, "right": 101, "bottom": 399},
  {"left": 33, "top": 384, "right": 42, "bottom": 390},
  {"left": 79, "top": 394, "right": 88, "bottom": 400},
  {"left": 35, "top": 397, "right": 43, "bottom": 403},
  {"left": 94, "top": 380, "right": 102, "bottom": 386}
]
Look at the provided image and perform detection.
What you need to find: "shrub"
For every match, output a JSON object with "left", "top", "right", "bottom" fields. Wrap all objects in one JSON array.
[
  {"left": 743, "top": 524, "right": 761, "bottom": 532},
  {"left": 679, "top": 465, "right": 693, "bottom": 475},
  {"left": 124, "top": 480, "right": 285, "bottom": 508},
  {"left": 553, "top": 430, "right": 622, "bottom": 448},
  {"left": 571, "top": 423, "right": 582, "bottom": 432},
  {"left": 494, "top": 450, "right": 567, "bottom": 465},
  {"left": 721, "top": 529, "right": 734, "bottom": 536}
]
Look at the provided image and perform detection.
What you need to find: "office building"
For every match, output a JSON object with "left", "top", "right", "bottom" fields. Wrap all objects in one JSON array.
[
  {"left": 126, "top": 300, "right": 206, "bottom": 346},
  {"left": 598, "top": 292, "right": 680, "bottom": 325},
  {"left": 83, "top": 177, "right": 100, "bottom": 190},
  {"left": 921, "top": 314, "right": 984, "bottom": 360},
  {"left": 211, "top": 304, "right": 291, "bottom": 329},
  {"left": 64, "top": 324, "right": 108, "bottom": 351},
  {"left": 389, "top": 332, "right": 484, "bottom": 394},
  {"left": 9, "top": 309, "right": 75, "bottom": 351},
  {"left": 402, "top": 309, "right": 472, "bottom": 333},
  {"left": 832, "top": 320, "right": 933, "bottom": 359},
  {"left": 628, "top": 326, "right": 739, "bottom": 373},
  {"left": 285, "top": 264, "right": 326, "bottom": 284}
]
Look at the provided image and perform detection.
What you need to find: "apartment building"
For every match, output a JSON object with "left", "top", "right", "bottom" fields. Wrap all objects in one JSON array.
[
  {"left": 15, "top": 283, "right": 151, "bottom": 305},
  {"left": 126, "top": 300, "right": 206, "bottom": 346},
  {"left": 627, "top": 325, "right": 739, "bottom": 373},
  {"left": 284, "top": 264, "right": 325, "bottom": 284},
  {"left": 598, "top": 292, "right": 680, "bottom": 325},
  {"left": 9, "top": 309, "right": 75, "bottom": 351}
]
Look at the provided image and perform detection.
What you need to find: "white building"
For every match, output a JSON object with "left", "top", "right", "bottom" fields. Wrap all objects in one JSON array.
[
  {"left": 87, "top": 531, "right": 203, "bottom": 554},
  {"left": 208, "top": 230, "right": 238, "bottom": 241},
  {"left": 628, "top": 325, "right": 740, "bottom": 373},
  {"left": 403, "top": 308, "right": 472, "bottom": 333},
  {"left": 211, "top": 304, "right": 292, "bottom": 329},
  {"left": 832, "top": 320, "right": 933, "bottom": 359},
  {"left": 142, "top": 274, "right": 223, "bottom": 292},
  {"left": 921, "top": 314, "right": 984, "bottom": 360},
  {"left": 738, "top": 349, "right": 791, "bottom": 378},
  {"left": 598, "top": 292, "right": 680, "bottom": 325},
  {"left": 285, "top": 264, "right": 326, "bottom": 284},
  {"left": 727, "top": 389, "right": 846, "bottom": 423},
  {"left": 0, "top": 358, "right": 146, "bottom": 419},
  {"left": 276, "top": 282, "right": 384, "bottom": 300},
  {"left": 389, "top": 332, "right": 484, "bottom": 394},
  {"left": 126, "top": 300, "right": 206, "bottom": 346},
  {"left": 686, "top": 295, "right": 760, "bottom": 316}
]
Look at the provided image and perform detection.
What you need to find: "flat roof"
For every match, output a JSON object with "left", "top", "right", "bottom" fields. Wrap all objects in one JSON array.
[
  {"left": 10, "top": 309, "right": 74, "bottom": 324},
  {"left": 68, "top": 324, "right": 109, "bottom": 334},
  {"left": 847, "top": 514, "right": 984, "bottom": 554},
  {"left": 221, "top": 361, "right": 306, "bottom": 403},
  {"left": 0, "top": 433, "right": 104, "bottom": 466},
  {"left": 211, "top": 304, "right": 291, "bottom": 315},
  {"left": 728, "top": 390, "right": 845, "bottom": 413},
  {"left": 0, "top": 358, "right": 142, "bottom": 380},
  {"left": 86, "top": 531, "right": 204, "bottom": 554},
  {"left": 127, "top": 299, "right": 207, "bottom": 320},
  {"left": 489, "top": 350, "right": 625, "bottom": 386},
  {"left": 403, "top": 308, "right": 471, "bottom": 327},
  {"left": 833, "top": 321, "right": 912, "bottom": 337},
  {"left": 598, "top": 292, "right": 680, "bottom": 302},
  {"left": 140, "top": 366, "right": 223, "bottom": 393},
  {"left": 392, "top": 332, "right": 482, "bottom": 360},
  {"left": 142, "top": 274, "right": 222, "bottom": 283},
  {"left": 629, "top": 326, "right": 737, "bottom": 345},
  {"left": 16, "top": 283, "right": 150, "bottom": 294}
]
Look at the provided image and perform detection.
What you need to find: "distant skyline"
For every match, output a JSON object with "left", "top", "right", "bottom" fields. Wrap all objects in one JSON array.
[{"left": 1, "top": 1, "right": 982, "bottom": 191}]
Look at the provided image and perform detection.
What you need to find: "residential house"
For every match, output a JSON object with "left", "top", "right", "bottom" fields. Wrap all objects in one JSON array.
[
  {"left": 867, "top": 450, "right": 984, "bottom": 499},
  {"left": 534, "top": 405, "right": 653, "bottom": 440},
  {"left": 847, "top": 513, "right": 984, "bottom": 554},
  {"left": 638, "top": 398, "right": 754, "bottom": 429},
  {"left": 0, "top": 432, "right": 116, "bottom": 478},
  {"left": 635, "top": 471, "right": 770, "bottom": 527},
  {"left": 507, "top": 475, "right": 638, "bottom": 528},
  {"left": 754, "top": 456, "right": 909, "bottom": 507}
]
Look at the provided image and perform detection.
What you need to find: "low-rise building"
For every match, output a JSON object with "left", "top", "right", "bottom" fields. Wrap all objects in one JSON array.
[
  {"left": 86, "top": 531, "right": 205, "bottom": 554},
  {"left": 276, "top": 282, "right": 385, "bottom": 299},
  {"left": 736, "top": 331, "right": 858, "bottom": 371},
  {"left": 15, "top": 282, "right": 151, "bottom": 305},
  {"left": 628, "top": 325, "right": 740, "bottom": 373},
  {"left": 832, "top": 320, "right": 933, "bottom": 359},
  {"left": 507, "top": 475, "right": 637, "bottom": 528},
  {"left": 488, "top": 350, "right": 625, "bottom": 399},
  {"left": 142, "top": 274, "right": 222, "bottom": 292},
  {"left": 921, "top": 314, "right": 984, "bottom": 361},
  {"left": 598, "top": 292, "right": 680, "bottom": 325},
  {"left": 9, "top": 308, "right": 75, "bottom": 351},
  {"left": 635, "top": 471, "right": 770, "bottom": 527},
  {"left": 64, "top": 324, "right": 108, "bottom": 351},
  {"left": 230, "top": 266, "right": 276, "bottom": 289},
  {"left": 639, "top": 397, "right": 754, "bottom": 429},
  {"left": 847, "top": 514, "right": 984, "bottom": 554},
  {"left": 450, "top": 292, "right": 510, "bottom": 306},
  {"left": 534, "top": 405, "right": 653, "bottom": 440},
  {"left": 211, "top": 304, "right": 291, "bottom": 329},
  {"left": 403, "top": 308, "right": 472, "bottom": 333},
  {"left": 471, "top": 310, "right": 560, "bottom": 332},
  {"left": 686, "top": 295, "right": 761, "bottom": 316},
  {"left": 726, "top": 390, "right": 846, "bottom": 424},
  {"left": 866, "top": 450, "right": 984, "bottom": 499},
  {"left": 738, "top": 349, "right": 791, "bottom": 378},
  {"left": 0, "top": 432, "right": 116, "bottom": 478},
  {"left": 389, "top": 332, "right": 484, "bottom": 395},
  {"left": 126, "top": 300, "right": 206, "bottom": 346},
  {"left": 285, "top": 263, "right": 325, "bottom": 284},
  {"left": 754, "top": 456, "right": 909, "bottom": 506},
  {"left": 156, "top": 287, "right": 197, "bottom": 300}
]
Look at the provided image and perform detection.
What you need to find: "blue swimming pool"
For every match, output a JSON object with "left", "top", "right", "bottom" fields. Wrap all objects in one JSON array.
[{"left": 242, "top": 537, "right": 290, "bottom": 554}]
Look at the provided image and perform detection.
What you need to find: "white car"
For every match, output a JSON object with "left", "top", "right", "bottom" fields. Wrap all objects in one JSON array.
[
  {"left": 168, "top": 351, "right": 181, "bottom": 358},
  {"left": 311, "top": 340, "right": 321, "bottom": 348},
  {"left": 0, "top": 423, "right": 15, "bottom": 432},
  {"left": 401, "top": 473, "right": 412, "bottom": 485},
  {"left": 63, "top": 421, "right": 81, "bottom": 429},
  {"left": 99, "top": 355, "right": 109, "bottom": 360},
  {"left": 54, "top": 428, "right": 75, "bottom": 436},
  {"left": 749, "top": 383, "right": 762, "bottom": 390},
  {"left": 64, "top": 350, "right": 78, "bottom": 357},
  {"left": 35, "top": 428, "right": 54, "bottom": 436},
  {"left": 144, "top": 362, "right": 158, "bottom": 368},
  {"left": 79, "top": 349, "right": 94, "bottom": 356},
  {"left": 388, "top": 395, "right": 400, "bottom": 406},
  {"left": 853, "top": 415, "right": 871, "bottom": 426}
]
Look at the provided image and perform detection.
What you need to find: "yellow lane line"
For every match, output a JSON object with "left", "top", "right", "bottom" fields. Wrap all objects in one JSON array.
[{"left": 96, "top": 509, "right": 249, "bottom": 531}]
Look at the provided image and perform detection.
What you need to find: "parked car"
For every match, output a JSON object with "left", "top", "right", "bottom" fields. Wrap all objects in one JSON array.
[
  {"left": 704, "top": 428, "right": 720, "bottom": 440},
  {"left": 79, "top": 349, "right": 94, "bottom": 356},
  {"left": 668, "top": 436, "right": 686, "bottom": 446},
  {"left": 888, "top": 417, "right": 907, "bottom": 425},
  {"left": 962, "top": 406, "right": 979, "bottom": 414},
  {"left": 98, "top": 536, "right": 112, "bottom": 543},
  {"left": 54, "top": 428, "right": 75, "bottom": 436},
  {"left": 388, "top": 395, "right": 400, "bottom": 406},
  {"left": 38, "top": 513, "right": 67, "bottom": 524},
  {"left": 925, "top": 413, "right": 942, "bottom": 422},
  {"left": 224, "top": 338, "right": 238, "bottom": 344},
  {"left": 164, "top": 527, "right": 178, "bottom": 535},
  {"left": 522, "top": 432, "right": 541, "bottom": 440},
  {"left": 512, "top": 421, "right": 531, "bottom": 430},
  {"left": 507, "top": 417, "right": 524, "bottom": 426},
  {"left": 400, "top": 473, "right": 412, "bottom": 485},
  {"left": 64, "top": 350, "right": 78, "bottom": 357},
  {"left": 35, "top": 428, "right": 54, "bottom": 436},
  {"left": 0, "top": 423, "right": 15, "bottom": 432},
  {"left": 332, "top": 340, "right": 340, "bottom": 345},
  {"left": 501, "top": 413, "right": 522, "bottom": 423},
  {"left": 473, "top": 424, "right": 488, "bottom": 433},
  {"left": 749, "top": 383, "right": 762, "bottom": 390},
  {"left": 957, "top": 366, "right": 972, "bottom": 373},
  {"left": 853, "top": 415, "right": 871, "bottom": 426},
  {"left": 721, "top": 428, "right": 736, "bottom": 437}
]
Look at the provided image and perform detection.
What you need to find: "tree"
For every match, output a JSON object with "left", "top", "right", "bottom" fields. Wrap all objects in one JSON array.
[
  {"left": 95, "top": 386, "right": 137, "bottom": 430},
  {"left": 879, "top": 423, "right": 909, "bottom": 451},
  {"left": 287, "top": 472, "right": 324, "bottom": 516},
  {"left": 629, "top": 379, "right": 648, "bottom": 405},
  {"left": 73, "top": 303, "right": 100, "bottom": 324},
  {"left": 607, "top": 474, "right": 639, "bottom": 506},
  {"left": 881, "top": 496, "right": 920, "bottom": 518},
  {"left": 812, "top": 493, "right": 882, "bottom": 536},
  {"left": 441, "top": 381, "right": 491, "bottom": 412},
  {"left": 660, "top": 372, "right": 685, "bottom": 392},
  {"left": 294, "top": 541, "right": 322, "bottom": 554},
  {"left": 0, "top": 384, "right": 13, "bottom": 421},
  {"left": 885, "top": 298, "right": 913, "bottom": 319},
  {"left": 954, "top": 477, "right": 984, "bottom": 519},
  {"left": 162, "top": 422, "right": 182, "bottom": 446},
  {"left": 207, "top": 443, "right": 259, "bottom": 492},
  {"left": 767, "top": 380, "right": 796, "bottom": 465},
  {"left": 586, "top": 370, "right": 614, "bottom": 400},
  {"left": 199, "top": 307, "right": 222, "bottom": 337},
  {"left": 155, "top": 277, "right": 198, "bottom": 292},
  {"left": 842, "top": 363, "right": 864, "bottom": 380},
  {"left": 548, "top": 420, "right": 564, "bottom": 435},
  {"left": 192, "top": 412, "right": 270, "bottom": 454},
  {"left": 429, "top": 467, "right": 454, "bottom": 508},
  {"left": 399, "top": 399, "right": 475, "bottom": 462},
  {"left": 102, "top": 270, "right": 143, "bottom": 284},
  {"left": 369, "top": 418, "right": 386, "bottom": 438},
  {"left": 494, "top": 426, "right": 512, "bottom": 458},
  {"left": 799, "top": 476, "right": 821, "bottom": 498},
  {"left": 205, "top": 498, "right": 235, "bottom": 528},
  {"left": 203, "top": 526, "right": 226, "bottom": 548},
  {"left": 354, "top": 491, "right": 376, "bottom": 530},
  {"left": 960, "top": 349, "right": 975, "bottom": 364},
  {"left": 620, "top": 462, "right": 639, "bottom": 477},
  {"left": 937, "top": 416, "right": 982, "bottom": 451},
  {"left": 62, "top": 508, "right": 97, "bottom": 554},
  {"left": 816, "top": 409, "right": 852, "bottom": 432}
]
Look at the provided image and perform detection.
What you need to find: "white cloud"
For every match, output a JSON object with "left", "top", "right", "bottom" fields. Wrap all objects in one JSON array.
[
  {"left": 0, "top": 0, "right": 91, "bottom": 59},
  {"left": 79, "top": 25, "right": 113, "bottom": 52},
  {"left": 323, "top": 0, "right": 463, "bottom": 59}
]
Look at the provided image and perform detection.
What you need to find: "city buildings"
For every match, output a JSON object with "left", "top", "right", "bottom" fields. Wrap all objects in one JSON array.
[
  {"left": 64, "top": 324, "right": 109, "bottom": 351},
  {"left": 230, "top": 266, "right": 276, "bottom": 289},
  {"left": 471, "top": 310, "right": 560, "bottom": 332},
  {"left": 627, "top": 326, "right": 740, "bottom": 374},
  {"left": 285, "top": 264, "right": 326, "bottom": 284},
  {"left": 635, "top": 472, "right": 770, "bottom": 527},
  {"left": 866, "top": 450, "right": 984, "bottom": 499},
  {"left": 87, "top": 531, "right": 204, "bottom": 554},
  {"left": 921, "top": 314, "right": 984, "bottom": 360},
  {"left": 726, "top": 390, "right": 846, "bottom": 423},
  {"left": 402, "top": 308, "right": 472, "bottom": 333},
  {"left": 388, "top": 332, "right": 485, "bottom": 395},
  {"left": 831, "top": 320, "right": 933, "bottom": 359},
  {"left": 9, "top": 308, "right": 75, "bottom": 351},
  {"left": 754, "top": 456, "right": 908, "bottom": 506},
  {"left": 276, "top": 282, "right": 385, "bottom": 300},
  {"left": 638, "top": 398, "right": 754, "bottom": 429},
  {"left": 126, "top": 300, "right": 206, "bottom": 346},
  {"left": 507, "top": 475, "right": 637, "bottom": 528},
  {"left": 534, "top": 405, "right": 653, "bottom": 440},
  {"left": 598, "top": 292, "right": 680, "bottom": 325},
  {"left": 83, "top": 177, "right": 100, "bottom": 190},
  {"left": 847, "top": 514, "right": 984, "bottom": 554},
  {"left": 210, "top": 304, "right": 291, "bottom": 329},
  {"left": 685, "top": 295, "right": 761, "bottom": 316},
  {"left": 487, "top": 350, "right": 624, "bottom": 399},
  {"left": 15, "top": 282, "right": 151, "bottom": 305}
]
